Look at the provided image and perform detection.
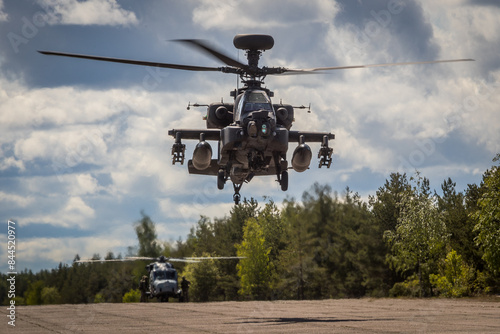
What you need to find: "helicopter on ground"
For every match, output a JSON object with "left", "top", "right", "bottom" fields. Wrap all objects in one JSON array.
[
  {"left": 39, "top": 34, "right": 473, "bottom": 203},
  {"left": 77, "top": 255, "right": 241, "bottom": 302}
]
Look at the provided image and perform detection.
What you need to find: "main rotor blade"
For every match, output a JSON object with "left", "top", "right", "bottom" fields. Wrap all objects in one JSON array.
[
  {"left": 38, "top": 50, "right": 223, "bottom": 72},
  {"left": 184, "top": 256, "right": 245, "bottom": 260},
  {"left": 75, "top": 258, "right": 132, "bottom": 263},
  {"left": 174, "top": 39, "right": 247, "bottom": 69},
  {"left": 285, "top": 58, "right": 475, "bottom": 73},
  {"left": 125, "top": 256, "right": 156, "bottom": 261},
  {"left": 168, "top": 258, "right": 202, "bottom": 263},
  {"left": 75, "top": 256, "right": 244, "bottom": 264}
]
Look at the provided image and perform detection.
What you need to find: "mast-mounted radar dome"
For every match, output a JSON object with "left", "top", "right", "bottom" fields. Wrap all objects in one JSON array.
[{"left": 233, "top": 34, "right": 274, "bottom": 51}]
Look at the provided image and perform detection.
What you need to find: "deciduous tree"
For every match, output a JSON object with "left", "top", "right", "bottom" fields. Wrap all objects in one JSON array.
[
  {"left": 236, "top": 218, "right": 273, "bottom": 299},
  {"left": 384, "top": 172, "right": 449, "bottom": 296},
  {"left": 472, "top": 154, "right": 500, "bottom": 276},
  {"left": 134, "top": 211, "right": 162, "bottom": 258}
]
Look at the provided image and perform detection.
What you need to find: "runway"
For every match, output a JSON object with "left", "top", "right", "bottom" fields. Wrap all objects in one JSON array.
[{"left": 3, "top": 298, "right": 499, "bottom": 333}]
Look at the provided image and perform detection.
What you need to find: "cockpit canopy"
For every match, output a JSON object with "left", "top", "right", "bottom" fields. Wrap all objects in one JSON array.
[
  {"left": 235, "top": 90, "right": 274, "bottom": 123},
  {"left": 153, "top": 269, "right": 177, "bottom": 281}
]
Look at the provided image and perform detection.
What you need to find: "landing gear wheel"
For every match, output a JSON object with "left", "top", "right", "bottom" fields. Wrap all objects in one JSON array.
[
  {"left": 217, "top": 170, "right": 225, "bottom": 190},
  {"left": 280, "top": 171, "right": 288, "bottom": 191}
]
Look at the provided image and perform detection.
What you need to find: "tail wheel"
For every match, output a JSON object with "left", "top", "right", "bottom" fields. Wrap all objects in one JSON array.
[{"left": 233, "top": 193, "right": 241, "bottom": 205}]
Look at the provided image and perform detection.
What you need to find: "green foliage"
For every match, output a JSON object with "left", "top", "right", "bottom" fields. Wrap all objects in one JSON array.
[
  {"left": 227, "top": 198, "right": 260, "bottom": 244},
  {"left": 257, "top": 200, "right": 285, "bottom": 260},
  {"left": 472, "top": 154, "right": 500, "bottom": 276},
  {"left": 237, "top": 217, "right": 273, "bottom": 299},
  {"left": 389, "top": 275, "right": 421, "bottom": 297},
  {"left": 471, "top": 270, "right": 491, "bottom": 295},
  {"left": 437, "top": 178, "right": 474, "bottom": 262},
  {"left": 134, "top": 211, "right": 162, "bottom": 258},
  {"left": 13, "top": 296, "right": 25, "bottom": 305},
  {"left": 41, "top": 287, "right": 61, "bottom": 304},
  {"left": 182, "top": 253, "right": 219, "bottom": 302},
  {"left": 369, "top": 173, "right": 411, "bottom": 294},
  {"left": 122, "top": 289, "right": 141, "bottom": 303},
  {"left": 94, "top": 293, "right": 105, "bottom": 303},
  {"left": 99, "top": 265, "right": 135, "bottom": 303},
  {"left": 173, "top": 199, "right": 261, "bottom": 301},
  {"left": 25, "top": 280, "right": 44, "bottom": 305},
  {"left": 430, "top": 250, "right": 474, "bottom": 297},
  {"left": 187, "top": 216, "right": 217, "bottom": 255},
  {"left": 298, "top": 184, "right": 390, "bottom": 298},
  {"left": 384, "top": 172, "right": 449, "bottom": 296},
  {"left": 277, "top": 199, "right": 315, "bottom": 300},
  {"left": 2, "top": 160, "right": 499, "bottom": 305},
  {"left": 369, "top": 173, "right": 411, "bottom": 232}
]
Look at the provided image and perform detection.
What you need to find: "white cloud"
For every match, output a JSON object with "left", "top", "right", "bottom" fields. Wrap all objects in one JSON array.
[
  {"left": 1, "top": 85, "right": 143, "bottom": 128},
  {"left": 192, "top": 0, "right": 339, "bottom": 30},
  {"left": 65, "top": 196, "right": 94, "bottom": 216},
  {"left": 458, "top": 74, "right": 500, "bottom": 152},
  {"left": 13, "top": 127, "right": 109, "bottom": 172},
  {"left": 160, "top": 197, "right": 234, "bottom": 222},
  {"left": 73, "top": 174, "right": 99, "bottom": 195},
  {"left": 0, "top": 0, "right": 8, "bottom": 22},
  {"left": 422, "top": 1, "right": 500, "bottom": 74},
  {"left": 1, "top": 0, "right": 498, "bottom": 273},
  {"left": 38, "top": 0, "right": 138, "bottom": 26},
  {"left": 274, "top": 65, "right": 488, "bottom": 178},
  {"left": 16, "top": 235, "right": 129, "bottom": 267},
  {"left": 0, "top": 156, "right": 25, "bottom": 172},
  {"left": 0, "top": 191, "right": 33, "bottom": 207},
  {"left": 0, "top": 73, "right": 219, "bottom": 207},
  {"left": 29, "top": 196, "right": 95, "bottom": 229}
]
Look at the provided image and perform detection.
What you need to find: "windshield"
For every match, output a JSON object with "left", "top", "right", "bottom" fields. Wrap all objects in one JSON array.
[
  {"left": 235, "top": 90, "right": 273, "bottom": 122},
  {"left": 244, "top": 91, "right": 272, "bottom": 112},
  {"left": 154, "top": 270, "right": 176, "bottom": 280}
]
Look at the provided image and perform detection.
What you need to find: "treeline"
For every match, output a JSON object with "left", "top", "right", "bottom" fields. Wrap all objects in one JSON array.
[
  {"left": 1, "top": 154, "right": 499, "bottom": 304},
  {"left": 1, "top": 258, "right": 142, "bottom": 305}
]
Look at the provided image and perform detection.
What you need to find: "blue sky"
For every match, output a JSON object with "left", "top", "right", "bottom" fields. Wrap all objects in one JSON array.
[{"left": 1, "top": 0, "right": 499, "bottom": 273}]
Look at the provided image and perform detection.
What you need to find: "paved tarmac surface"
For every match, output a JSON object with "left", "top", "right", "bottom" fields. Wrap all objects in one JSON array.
[{"left": 2, "top": 298, "right": 499, "bottom": 333}]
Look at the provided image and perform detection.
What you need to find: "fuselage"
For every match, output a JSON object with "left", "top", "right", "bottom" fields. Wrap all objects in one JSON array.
[
  {"left": 148, "top": 262, "right": 179, "bottom": 300},
  {"left": 222, "top": 88, "right": 288, "bottom": 184}
]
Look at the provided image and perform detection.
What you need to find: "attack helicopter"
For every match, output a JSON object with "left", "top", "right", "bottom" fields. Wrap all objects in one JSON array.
[
  {"left": 39, "top": 34, "right": 473, "bottom": 203},
  {"left": 77, "top": 255, "right": 242, "bottom": 302}
]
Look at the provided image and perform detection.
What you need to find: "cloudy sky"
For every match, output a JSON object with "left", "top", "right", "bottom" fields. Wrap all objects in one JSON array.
[{"left": 1, "top": 0, "right": 499, "bottom": 273}]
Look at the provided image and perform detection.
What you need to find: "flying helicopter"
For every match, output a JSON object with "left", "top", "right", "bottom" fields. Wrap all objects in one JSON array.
[
  {"left": 76, "top": 255, "right": 242, "bottom": 302},
  {"left": 39, "top": 34, "right": 473, "bottom": 203}
]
